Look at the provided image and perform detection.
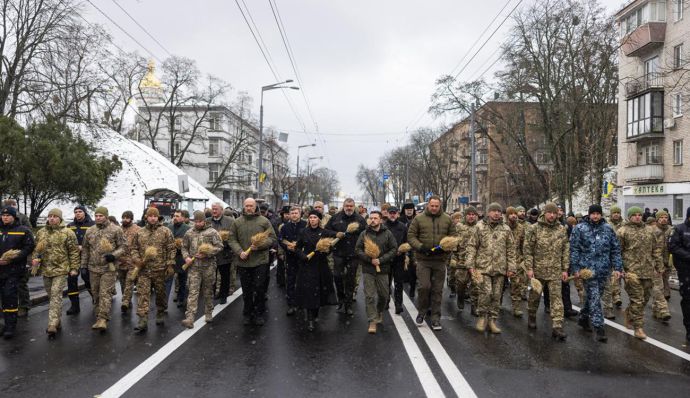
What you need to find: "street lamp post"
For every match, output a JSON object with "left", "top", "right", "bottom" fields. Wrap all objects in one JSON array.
[
  {"left": 306, "top": 156, "right": 323, "bottom": 202},
  {"left": 257, "top": 80, "right": 299, "bottom": 198},
  {"left": 296, "top": 143, "right": 316, "bottom": 204}
]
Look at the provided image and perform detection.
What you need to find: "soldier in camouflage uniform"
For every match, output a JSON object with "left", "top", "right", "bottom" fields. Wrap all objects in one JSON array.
[
  {"left": 130, "top": 207, "right": 176, "bottom": 333},
  {"left": 524, "top": 203, "right": 569, "bottom": 340},
  {"left": 506, "top": 207, "right": 526, "bottom": 317},
  {"left": 452, "top": 206, "right": 479, "bottom": 314},
  {"left": 651, "top": 210, "right": 673, "bottom": 322},
  {"left": 81, "top": 207, "right": 126, "bottom": 331},
  {"left": 32, "top": 209, "right": 80, "bottom": 337},
  {"left": 466, "top": 203, "right": 517, "bottom": 334},
  {"left": 119, "top": 211, "right": 140, "bottom": 312},
  {"left": 447, "top": 211, "right": 463, "bottom": 298},
  {"left": 618, "top": 206, "right": 663, "bottom": 339},
  {"left": 602, "top": 205, "right": 624, "bottom": 318},
  {"left": 181, "top": 211, "right": 223, "bottom": 328}
]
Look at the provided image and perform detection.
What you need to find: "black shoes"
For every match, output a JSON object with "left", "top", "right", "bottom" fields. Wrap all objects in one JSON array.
[
  {"left": 564, "top": 309, "right": 579, "bottom": 318},
  {"left": 578, "top": 317, "right": 593, "bottom": 332},
  {"left": 395, "top": 305, "right": 403, "bottom": 315},
  {"left": 415, "top": 313, "right": 424, "bottom": 326},
  {"left": 596, "top": 327, "right": 608, "bottom": 342}
]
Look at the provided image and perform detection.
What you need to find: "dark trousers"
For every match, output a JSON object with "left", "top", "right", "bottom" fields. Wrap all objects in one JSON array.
[
  {"left": 544, "top": 280, "right": 572, "bottom": 311},
  {"left": 406, "top": 259, "right": 417, "bottom": 298},
  {"left": 165, "top": 271, "right": 188, "bottom": 303},
  {"left": 1, "top": 276, "right": 19, "bottom": 329},
  {"left": 678, "top": 268, "right": 690, "bottom": 334},
  {"left": 416, "top": 261, "right": 446, "bottom": 321},
  {"left": 68, "top": 268, "right": 91, "bottom": 296},
  {"left": 238, "top": 263, "right": 269, "bottom": 317},
  {"left": 285, "top": 256, "right": 300, "bottom": 307},
  {"left": 389, "top": 256, "right": 406, "bottom": 307},
  {"left": 18, "top": 268, "right": 30, "bottom": 309},
  {"left": 276, "top": 256, "right": 286, "bottom": 287},
  {"left": 217, "top": 262, "right": 231, "bottom": 298},
  {"left": 333, "top": 256, "right": 357, "bottom": 305}
]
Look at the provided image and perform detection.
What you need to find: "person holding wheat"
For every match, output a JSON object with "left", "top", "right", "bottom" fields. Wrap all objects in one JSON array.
[{"left": 227, "top": 198, "right": 277, "bottom": 326}]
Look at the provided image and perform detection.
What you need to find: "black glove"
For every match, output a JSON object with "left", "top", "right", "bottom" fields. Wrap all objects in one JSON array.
[
  {"left": 104, "top": 254, "right": 116, "bottom": 263},
  {"left": 420, "top": 246, "right": 433, "bottom": 256}
]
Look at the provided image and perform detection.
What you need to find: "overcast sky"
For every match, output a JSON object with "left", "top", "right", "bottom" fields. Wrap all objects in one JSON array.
[{"left": 84, "top": 0, "right": 627, "bottom": 200}]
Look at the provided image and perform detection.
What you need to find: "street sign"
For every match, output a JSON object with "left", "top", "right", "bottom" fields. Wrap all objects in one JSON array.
[
  {"left": 459, "top": 196, "right": 469, "bottom": 204},
  {"left": 282, "top": 193, "right": 289, "bottom": 201},
  {"left": 383, "top": 173, "right": 390, "bottom": 181},
  {"left": 412, "top": 195, "right": 420, "bottom": 205},
  {"left": 425, "top": 192, "right": 433, "bottom": 200}
]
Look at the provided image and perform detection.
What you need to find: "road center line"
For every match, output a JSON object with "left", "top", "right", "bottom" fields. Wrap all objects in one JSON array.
[
  {"left": 402, "top": 294, "right": 478, "bottom": 398},
  {"left": 388, "top": 305, "right": 446, "bottom": 398},
  {"left": 572, "top": 305, "right": 690, "bottom": 362}
]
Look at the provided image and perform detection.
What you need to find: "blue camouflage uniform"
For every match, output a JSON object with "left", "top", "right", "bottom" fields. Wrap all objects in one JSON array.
[{"left": 569, "top": 216, "right": 622, "bottom": 328}]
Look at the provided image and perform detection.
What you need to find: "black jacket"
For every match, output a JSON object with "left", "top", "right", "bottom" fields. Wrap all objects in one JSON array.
[
  {"left": 669, "top": 219, "right": 690, "bottom": 271},
  {"left": 207, "top": 215, "right": 234, "bottom": 265},
  {"left": 68, "top": 216, "right": 95, "bottom": 246},
  {"left": 0, "top": 219, "right": 35, "bottom": 278},
  {"left": 325, "top": 211, "right": 366, "bottom": 258},
  {"left": 168, "top": 221, "right": 191, "bottom": 269},
  {"left": 279, "top": 219, "right": 307, "bottom": 258}
]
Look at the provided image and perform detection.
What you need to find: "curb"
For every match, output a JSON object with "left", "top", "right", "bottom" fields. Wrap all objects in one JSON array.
[{"left": 30, "top": 283, "right": 87, "bottom": 307}]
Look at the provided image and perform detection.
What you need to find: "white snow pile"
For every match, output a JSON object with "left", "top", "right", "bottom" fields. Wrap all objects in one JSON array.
[{"left": 45, "top": 123, "right": 226, "bottom": 221}]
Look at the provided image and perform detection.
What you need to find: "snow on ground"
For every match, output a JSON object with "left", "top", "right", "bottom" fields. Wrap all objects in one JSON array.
[{"left": 45, "top": 123, "right": 226, "bottom": 222}]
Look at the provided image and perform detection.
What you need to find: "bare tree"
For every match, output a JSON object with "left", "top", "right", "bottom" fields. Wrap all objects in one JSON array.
[
  {"left": 356, "top": 164, "right": 381, "bottom": 206},
  {"left": 99, "top": 50, "right": 148, "bottom": 133}
]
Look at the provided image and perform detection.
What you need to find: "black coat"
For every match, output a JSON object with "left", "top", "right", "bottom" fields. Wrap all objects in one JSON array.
[
  {"left": 168, "top": 222, "right": 191, "bottom": 270},
  {"left": 385, "top": 218, "right": 408, "bottom": 268},
  {"left": 669, "top": 219, "right": 690, "bottom": 272},
  {"left": 279, "top": 219, "right": 307, "bottom": 261},
  {"left": 295, "top": 226, "right": 338, "bottom": 309},
  {"left": 0, "top": 219, "right": 35, "bottom": 278},
  {"left": 325, "top": 211, "right": 366, "bottom": 258},
  {"left": 207, "top": 215, "right": 234, "bottom": 265},
  {"left": 68, "top": 216, "right": 95, "bottom": 246}
]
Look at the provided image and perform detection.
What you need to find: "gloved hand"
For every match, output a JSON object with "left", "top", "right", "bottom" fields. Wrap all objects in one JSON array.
[
  {"left": 420, "top": 246, "right": 434, "bottom": 256},
  {"left": 104, "top": 254, "right": 116, "bottom": 263}
]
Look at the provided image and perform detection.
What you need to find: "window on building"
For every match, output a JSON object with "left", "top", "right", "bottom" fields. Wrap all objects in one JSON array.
[
  {"left": 209, "top": 114, "right": 221, "bottom": 131},
  {"left": 536, "top": 151, "right": 552, "bottom": 164},
  {"left": 248, "top": 153, "right": 253, "bottom": 165},
  {"left": 638, "top": 143, "right": 663, "bottom": 164},
  {"left": 621, "top": 1, "right": 667, "bottom": 36},
  {"left": 674, "top": 0, "right": 684, "bottom": 21},
  {"left": 478, "top": 151, "right": 488, "bottom": 164},
  {"left": 674, "top": 140, "right": 683, "bottom": 165},
  {"left": 172, "top": 141, "right": 181, "bottom": 157},
  {"left": 626, "top": 91, "right": 664, "bottom": 138},
  {"left": 208, "top": 163, "right": 220, "bottom": 182},
  {"left": 674, "top": 196, "right": 684, "bottom": 219},
  {"left": 209, "top": 137, "right": 220, "bottom": 157},
  {"left": 673, "top": 93, "right": 683, "bottom": 117},
  {"left": 674, "top": 44, "right": 684, "bottom": 69},
  {"left": 170, "top": 115, "right": 182, "bottom": 132}
]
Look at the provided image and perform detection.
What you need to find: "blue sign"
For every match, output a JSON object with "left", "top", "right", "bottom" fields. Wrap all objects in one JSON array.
[
  {"left": 425, "top": 192, "right": 433, "bottom": 200},
  {"left": 383, "top": 173, "right": 390, "bottom": 181},
  {"left": 412, "top": 195, "right": 420, "bottom": 205},
  {"left": 282, "top": 193, "right": 289, "bottom": 201},
  {"left": 459, "top": 196, "right": 469, "bottom": 204}
]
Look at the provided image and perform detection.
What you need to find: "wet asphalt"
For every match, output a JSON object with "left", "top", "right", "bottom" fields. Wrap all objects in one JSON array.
[{"left": 1, "top": 270, "right": 689, "bottom": 398}]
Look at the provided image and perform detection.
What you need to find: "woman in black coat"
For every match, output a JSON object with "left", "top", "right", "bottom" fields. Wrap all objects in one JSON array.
[{"left": 295, "top": 210, "right": 338, "bottom": 331}]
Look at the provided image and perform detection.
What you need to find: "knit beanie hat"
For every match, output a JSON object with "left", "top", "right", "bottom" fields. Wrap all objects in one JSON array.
[
  {"left": 610, "top": 205, "right": 622, "bottom": 214},
  {"left": 588, "top": 204, "right": 603, "bottom": 215},
  {"left": 94, "top": 206, "right": 109, "bottom": 217},
  {"left": 487, "top": 203, "right": 502, "bottom": 213},
  {"left": 627, "top": 206, "right": 643, "bottom": 218},
  {"left": 48, "top": 208, "right": 63, "bottom": 220},
  {"left": 656, "top": 210, "right": 669, "bottom": 218},
  {"left": 193, "top": 210, "right": 206, "bottom": 222},
  {"left": 145, "top": 207, "right": 160, "bottom": 218},
  {"left": 543, "top": 202, "right": 558, "bottom": 214},
  {"left": 464, "top": 206, "right": 478, "bottom": 216},
  {"left": 516, "top": 206, "right": 525, "bottom": 212}
]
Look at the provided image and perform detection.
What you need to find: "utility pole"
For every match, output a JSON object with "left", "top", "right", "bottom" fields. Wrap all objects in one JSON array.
[{"left": 470, "top": 102, "right": 477, "bottom": 203}]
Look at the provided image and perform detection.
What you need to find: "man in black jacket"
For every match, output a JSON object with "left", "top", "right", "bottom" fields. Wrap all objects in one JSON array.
[
  {"left": 0, "top": 206, "right": 35, "bottom": 338},
  {"left": 167, "top": 210, "right": 191, "bottom": 308},
  {"left": 325, "top": 198, "right": 366, "bottom": 315},
  {"left": 385, "top": 206, "right": 408, "bottom": 314},
  {"left": 278, "top": 207, "right": 306, "bottom": 315},
  {"left": 66, "top": 205, "right": 95, "bottom": 315},
  {"left": 668, "top": 207, "right": 690, "bottom": 343}
]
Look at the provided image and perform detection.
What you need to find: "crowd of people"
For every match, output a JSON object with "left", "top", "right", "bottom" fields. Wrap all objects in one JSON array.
[{"left": 0, "top": 196, "right": 688, "bottom": 346}]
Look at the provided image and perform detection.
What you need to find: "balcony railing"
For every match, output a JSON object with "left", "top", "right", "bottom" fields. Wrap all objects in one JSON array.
[
  {"left": 624, "top": 164, "right": 664, "bottom": 183},
  {"left": 625, "top": 72, "right": 664, "bottom": 98},
  {"left": 621, "top": 22, "right": 666, "bottom": 57}
]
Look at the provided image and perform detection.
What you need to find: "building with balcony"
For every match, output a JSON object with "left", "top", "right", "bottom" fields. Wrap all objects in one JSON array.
[{"left": 616, "top": 0, "right": 689, "bottom": 221}]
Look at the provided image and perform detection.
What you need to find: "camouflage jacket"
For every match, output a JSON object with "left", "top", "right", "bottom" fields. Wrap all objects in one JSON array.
[
  {"left": 523, "top": 215, "right": 569, "bottom": 280},
  {"left": 607, "top": 217, "right": 624, "bottom": 233},
  {"left": 654, "top": 224, "right": 674, "bottom": 272},
  {"left": 34, "top": 223, "right": 80, "bottom": 277},
  {"left": 451, "top": 220, "right": 478, "bottom": 269},
  {"left": 182, "top": 223, "right": 223, "bottom": 270},
  {"left": 507, "top": 219, "right": 526, "bottom": 271},
  {"left": 119, "top": 223, "right": 141, "bottom": 270},
  {"left": 81, "top": 220, "right": 126, "bottom": 273},
  {"left": 617, "top": 221, "right": 662, "bottom": 278},
  {"left": 466, "top": 219, "right": 517, "bottom": 276},
  {"left": 131, "top": 222, "right": 176, "bottom": 273}
]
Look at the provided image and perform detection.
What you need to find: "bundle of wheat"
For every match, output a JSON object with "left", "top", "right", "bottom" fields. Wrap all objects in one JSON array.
[
  {"left": 307, "top": 238, "right": 334, "bottom": 260},
  {"left": 579, "top": 268, "right": 594, "bottom": 280},
  {"left": 530, "top": 278, "right": 543, "bottom": 295},
  {"left": 364, "top": 237, "right": 381, "bottom": 273},
  {"left": 625, "top": 272, "right": 640, "bottom": 285},
  {"left": 471, "top": 269, "right": 484, "bottom": 285},
  {"left": 99, "top": 238, "right": 113, "bottom": 253},
  {"left": 175, "top": 238, "right": 183, "bottom": 249},
  {"left": 198, "top": 243, "right": 214, "bottom": 256},
  {"left": 330, "top": 222, "right": 361, "bottom": 247},
  {"left": 398, "top": 243, "right": 412, "bottom": 253},
  {"left": 35, "top": 240, "right": 47, "bottom": 254},
  {"left": 219, "top": 230, "right": 230, "bottom": 242},
  {"left": 144, "top": 246, "right": 158, "bottom": 262},
  {"left": 436, "top": 236, "right": 459, "bottom": 252},
  {"left": 0, "top": 249, "right": 21, "bottom": 262},
  {"left": 245, "top": 230, "right": 272, "bottom": 255}
]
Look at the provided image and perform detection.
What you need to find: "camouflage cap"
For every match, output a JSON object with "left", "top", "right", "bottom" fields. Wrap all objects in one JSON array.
[
  {"left": 543, "top": 202, "right": 558, "bottom": 214},
  {"left": 487, "top": 202, "right": 502, "bottom": 213},
  {"left": 516, "top": 206, "right": 526, "bottom": 212},
  {"left": 193, "top": 210, "right": 206, "bottom": 222},
  {"left": 610, "top": 205, "right": 622, "bottom": 214},
  {"left": 656, "top": 210, "right": 669, "bottom": 218},
  {"left": 627, "top": 206, "right": 643, "bottom": 218},
  {"left": 464, "top": 206, "right": 478, "bottom": 216},
  {"left": 94, "top": 206, "right": 109, "bottom": 217}
]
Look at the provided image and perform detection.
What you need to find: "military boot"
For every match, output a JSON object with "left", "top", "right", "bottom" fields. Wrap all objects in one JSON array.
[
  {"left": 552, "top": 327, "right": 567, "bottom": 341},
  {"left": 624, "top": 311, "right": 632, "bottom": 329},
  {"left": 475, "top": 317, "right": 487, "bottom": 332},
  {"left": 368, "top": 321, "right": 377, "bottom": 334},
  {"left": 528, "top": 314, "right": 537, "bottom": 329},
  {"left": 345, "top": 304, "right": 354, "bottom": 316},
  {"left": 375, "top": 312, "right": 383, "bottom": 324},
  {"left": 181, "top": 317, "right": 194, "bottom": 329},
  {"left": 155, "top": 311, "right": 165, "bottom": 325},
  {"left": 205, "top": 313, "right": 213, "bottom": 323},
  {"left": 121, "top": 303, "right": 130, "bottom": 313},
  {"left": 595, "top": 327, "right": 607, "bottom": 342},
  {"left": 578, "top": 317, "right": 592, "bottom": 332},
  {"left": 46, "top": 324, "right": 58, "bottom": 338},
  {"left": 634, "top": 328, "right": 647, "bottom": 340},
  {"left": 91, "top": 318, "right": 107, "bottom": 331},
  {"left": 66, "top": 296, "right": 80, "bottom": 315},
  {"left": 134, "top": 318, "right": 148, "bottom": 334},
  {"left": 456, "top": 295, "right": 465, "bottom": 311},
  {"left": 2, "top": 313, "right": 17, "bottom": 339},
  {"left": 488, "top": 319, "right": 502, "bottom": 334}
]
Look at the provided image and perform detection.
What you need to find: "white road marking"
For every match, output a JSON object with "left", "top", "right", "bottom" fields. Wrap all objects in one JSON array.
[
  {"left": 388, "top": 305, "right": 446, "bottom": 398},
  {"left": 99, "top": 288, "right": 244, "bottom": 398},
  {"left": 402, "top": 294, "right": 478, "bottom": 398},
  {"left": 572, "top": 305, "right": 690, "bottom": 362}
]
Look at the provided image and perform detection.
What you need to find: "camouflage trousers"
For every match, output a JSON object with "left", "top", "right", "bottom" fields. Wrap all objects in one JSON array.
[
  {"left": 652, "top": 272, "right": 671, "bottom": 319},
  {"left": 136, "top": 269, "right": 167, "bottom": 318},
  {"left": 661, "top": 269, "right": 672, "bottom": 298},
  {"left": 447, "top": 262, "right": 457, "bottom": 293},
  {"left": 477, "top": 274, "right": 505, "bottom": 320},
  {"left": 43, "top": 275, "right": 67, "bottom": 327},
  {"left": 625, "top": 278, "right": 653, "bottom": 329},
  {"left": 580, "top": 276, "right": 607, "bottom": 328},
  {"left": 186, "top": 264, "right": 216, "bottom": 320},
  {"left": 509, "top": 268, "right": 527, "bottom": 313},
  {"left": 90, "top": 270, "right": 117, "bottom": 320},
  {"left": 602, "top": 271, "right": 621, "bottom": 317},
  {"left": 454, "top": 268, "right": 478, "bottom": 309},
  {"left": 117, "top": 268, "right": 136, "bottom": 307},
  {"left": 528, "top": 278, "right": 564, "bottom": 328}
]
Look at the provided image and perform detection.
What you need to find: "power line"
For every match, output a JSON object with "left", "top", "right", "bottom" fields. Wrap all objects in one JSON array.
[
  {"left": 85, "top": 0, "right": 163, "bottom": 63},
  {"left": 108, "top": 0, "right": 173, "bottom": 57}
]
